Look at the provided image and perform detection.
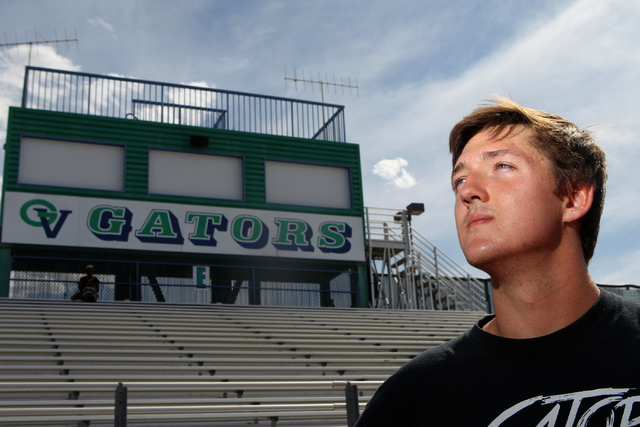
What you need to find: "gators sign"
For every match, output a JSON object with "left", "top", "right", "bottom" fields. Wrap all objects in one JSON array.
[{"left": 2, "top": 192, "right": 365, "bottom": 262}]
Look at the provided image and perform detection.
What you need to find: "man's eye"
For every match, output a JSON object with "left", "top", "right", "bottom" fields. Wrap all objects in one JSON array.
[
  {"left": 497, "top": 163, "right": 512, "bottom": 170},
  {"left": 453, "top": 177, "right": 466, "bottom": 190}
]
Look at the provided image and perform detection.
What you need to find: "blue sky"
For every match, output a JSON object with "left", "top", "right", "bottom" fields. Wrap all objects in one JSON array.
[{"left": 1, "top": 0, "right": 639, "bottom": 284}]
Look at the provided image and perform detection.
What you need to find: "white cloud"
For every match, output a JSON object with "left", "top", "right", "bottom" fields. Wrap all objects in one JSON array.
[
  {"left": 88, "top": 18, "right": 115, "bottom": 33},
  {"left": 181, "top": 81, "right": 216, "bottom": 89},
  {"left": 373, "top": 158, "right": 407, "bottom": 180},
  {"left": 88, "top": 18, "right": 117, "bottom": 39},
  {"left": 373, "top": 158, "right": 417, "bottom": 189},
  {"left": 0, "top": 45, "right": 81, "bottom": 154}
]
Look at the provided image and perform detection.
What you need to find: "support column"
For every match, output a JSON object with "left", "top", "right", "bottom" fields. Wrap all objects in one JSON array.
[
  {"left": 0, "top": 246, "right": 12, "bottom": 298},
  {"left": 357, "top": 264, "right": 368, "bottom": 308}
]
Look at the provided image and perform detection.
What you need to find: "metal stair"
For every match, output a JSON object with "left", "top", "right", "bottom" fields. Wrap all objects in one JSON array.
[{"left": 365, "top": 207, "right": 490, "bottom": 312}]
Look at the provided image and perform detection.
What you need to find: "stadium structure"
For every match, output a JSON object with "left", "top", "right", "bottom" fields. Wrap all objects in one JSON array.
[
  {"left": 0, "top": 67, "right": 490, "bottom": 426},
  {"left": 0, "top": 66, "right": 489, "bottom": 313}
]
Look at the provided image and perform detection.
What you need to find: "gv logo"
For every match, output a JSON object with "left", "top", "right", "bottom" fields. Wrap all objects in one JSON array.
[{"left": 20, "top": 199, "right": 72, "bottom": 238}]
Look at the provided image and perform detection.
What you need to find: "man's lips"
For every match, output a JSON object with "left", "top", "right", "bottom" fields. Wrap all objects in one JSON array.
[{"left": 465, "top": 213, "right": 494, "bottom": 229}]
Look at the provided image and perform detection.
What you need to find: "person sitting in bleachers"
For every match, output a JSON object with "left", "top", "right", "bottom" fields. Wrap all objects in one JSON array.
[{"left": 71, "top": 265, "right": 100, "bottom": 302}]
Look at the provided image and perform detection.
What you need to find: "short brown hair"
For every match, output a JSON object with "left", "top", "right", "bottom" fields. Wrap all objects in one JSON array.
[{"left": 449, "top": 96, "right": 607, "bottom": 264}]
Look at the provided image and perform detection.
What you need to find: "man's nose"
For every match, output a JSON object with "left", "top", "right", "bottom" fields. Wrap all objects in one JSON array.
[{"left": 459, "top": 172, "right": 489, "bottom": 205}]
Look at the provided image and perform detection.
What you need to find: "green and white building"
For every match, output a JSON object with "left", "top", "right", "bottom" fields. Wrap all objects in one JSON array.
[{"left": 0, "top": 67, "right": 367, "bottom": 308}]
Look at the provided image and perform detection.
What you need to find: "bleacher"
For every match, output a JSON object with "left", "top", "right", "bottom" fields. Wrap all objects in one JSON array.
[{"left": 0, "top": 298, "right": 485, "bottom": 426}]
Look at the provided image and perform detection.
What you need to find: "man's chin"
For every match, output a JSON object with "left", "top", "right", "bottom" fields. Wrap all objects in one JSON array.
[{"left": 463, "top": 248, "right": 498, "bottom": 273}]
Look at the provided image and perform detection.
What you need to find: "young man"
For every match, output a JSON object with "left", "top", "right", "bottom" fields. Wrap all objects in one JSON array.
[{"left": 355, "top": 98, "right": 640, "bottom": 426}]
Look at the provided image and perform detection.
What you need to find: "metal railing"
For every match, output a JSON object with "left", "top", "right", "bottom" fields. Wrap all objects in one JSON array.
[
  {"left": 9, "top": 256, "right": 360, "bottom": 308},
  {"left": 365, "top": 207, "right": 489, "bottom": 312},
  {"left": 0, "top": 380, "right": 372, "bottom": 427},
  {"left": 599, "top": 284, "right": 640, "bottom": 300},
  {"left": 21, "top": 66, "right": 347, "bottom": 142}
]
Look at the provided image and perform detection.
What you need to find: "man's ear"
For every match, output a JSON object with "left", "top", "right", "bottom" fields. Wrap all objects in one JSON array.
[{"left": 563, "top": 183, "right": 594, "bottom": 223}]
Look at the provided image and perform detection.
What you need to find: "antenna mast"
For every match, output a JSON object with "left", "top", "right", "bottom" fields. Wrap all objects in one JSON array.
[
  {"left": 285, "top": 67, "right": 359, "bottom": 104},
  {"left": 285, "top": 67, "right": 359, "bottom": 140},
  {"left": 1, "top": 29, "right": 79, "bottom": 65}
]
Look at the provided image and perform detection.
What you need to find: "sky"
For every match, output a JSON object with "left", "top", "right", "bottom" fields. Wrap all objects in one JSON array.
[{"left": 1, "top": 0, "right": 639, "bottom": 285}]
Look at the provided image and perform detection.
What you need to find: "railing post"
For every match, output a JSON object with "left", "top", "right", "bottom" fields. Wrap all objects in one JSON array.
[
  {"left": 401, "top": 210, "right": 416, "bottom": 309},
  {"left": 365, "top": 208, "right": 372, "bottom": 308},
  {"left": 484, "top": 278, "right": 493, "bottom": 313},
  {"left": 87, "top": 77, "right": 91, "bottom": 115},
  {"left": 434, "top": 247, "right": 442, "bottom": 309},
  {"left": 467, "top": 274, "right": 474, "bottom": 310},
  {"left": 417, "top": 255, "right": 426, "bottom": 310},
  {"left": 290, "top": 102, "right": 295, "bottom": 138},
  {"left": 428, "top": 276, "right": 434, "bottom": 310},
  {"left": 340, "top": 107, "right": 346, "bottom": 142},
  {"left": 114, "top": 382, "right": 127, "bottom": 427},
  {"left": 21, "top": 67, "right": 31, "bottom": 108},
  {"left": 345, "top": 382, "right": 360, "bottom": 427},
  {"left": 160, "top": 86, "right": 164, "bottom": 123}
]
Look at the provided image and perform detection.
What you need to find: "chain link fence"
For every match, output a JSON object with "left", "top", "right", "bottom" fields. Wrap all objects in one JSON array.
[{"left": 8, "top": 257, "right": 360, "bottom": 308}]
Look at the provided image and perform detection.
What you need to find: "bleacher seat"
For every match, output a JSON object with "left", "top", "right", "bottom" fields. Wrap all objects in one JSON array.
[{"left": 0, "top": 298, "right": 484, "bottom": 426}]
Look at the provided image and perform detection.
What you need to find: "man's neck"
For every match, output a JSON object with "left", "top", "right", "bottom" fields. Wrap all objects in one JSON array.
[{"left": 482, "top": 255, "right": 600, "bottom": 339}]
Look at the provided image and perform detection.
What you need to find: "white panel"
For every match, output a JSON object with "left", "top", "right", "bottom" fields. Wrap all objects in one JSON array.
[
  {"left": 148, "top": 149, "right": 243, "bottom": 200},
  {"left": 18, "top": 137, "right": 125, "bottom": 191},
  {"left": 265, "top": 161, "right": 351, "bottom": 209}
]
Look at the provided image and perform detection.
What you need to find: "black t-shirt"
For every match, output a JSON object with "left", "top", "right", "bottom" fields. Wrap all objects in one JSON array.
[{"left": 356, "top": 291, "right": 640, "bottom": 426}]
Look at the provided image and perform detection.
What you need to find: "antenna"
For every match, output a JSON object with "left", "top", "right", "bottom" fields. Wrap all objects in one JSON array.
[
  {"left": 1, "top": 29, "right": 79, "bottom": 65},
  {"left": 285, "top": 67, "right": 359, "bottom": 141},
  {"left": 285, "top": 67, "right": 359, "bottom": 104}
]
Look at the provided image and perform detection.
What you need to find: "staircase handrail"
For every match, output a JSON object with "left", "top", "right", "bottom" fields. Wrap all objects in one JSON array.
[
  {"left": 407, "top": 228, "right": 487, "bottom": 311},
  {"left": 365, "top": 207, "right": 489, "bottom": 312}
]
